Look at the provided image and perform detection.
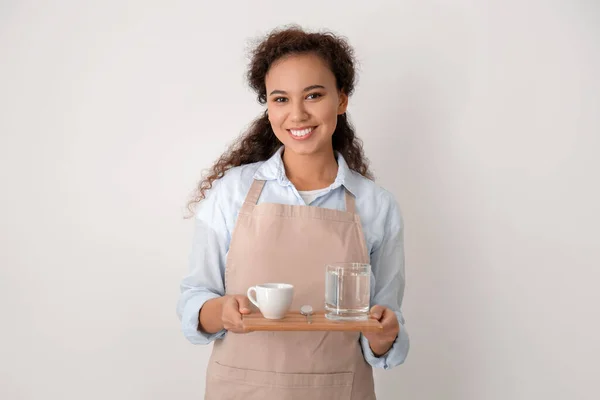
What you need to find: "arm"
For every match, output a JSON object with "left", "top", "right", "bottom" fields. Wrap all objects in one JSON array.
[
  {"left": 198, "top": 296, "right": 228, "bottom": 334},
  {"left": 176, "top": 215, "right": 228, "bottom": 344},
  {"left": 176, "top": 177, "right": 248, "bottom": 343},
  {"left": 360, "top": 193, "right": 410, "bottom": 369}
]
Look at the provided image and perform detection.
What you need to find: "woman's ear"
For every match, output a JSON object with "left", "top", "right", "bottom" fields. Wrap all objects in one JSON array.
[{"left": 337, "top": 91, "right": 349, "bottom": 115}]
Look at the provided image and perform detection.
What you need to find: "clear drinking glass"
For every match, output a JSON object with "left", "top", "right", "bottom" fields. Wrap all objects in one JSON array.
[{"left": 325, "top": 262, "right": 371, "bottom": 321}]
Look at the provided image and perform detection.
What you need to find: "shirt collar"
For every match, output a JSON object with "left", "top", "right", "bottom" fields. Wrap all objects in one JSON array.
[{"left": 253, "top": 146, "right": 360, "bottom": 196}]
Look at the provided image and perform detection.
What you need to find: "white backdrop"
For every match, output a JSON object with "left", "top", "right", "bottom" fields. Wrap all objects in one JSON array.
[{"left": 1, "top": 1, "right": 599, "bottom": 399}]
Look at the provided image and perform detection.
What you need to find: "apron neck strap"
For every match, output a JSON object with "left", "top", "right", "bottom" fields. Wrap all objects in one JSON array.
[
  {"left": 241, "top": 179, "right": 266, "bottom": 213},
  {"left": 242, "top": 179, "right": 356, "bottom": 214},
  {"left": 344, "top": 188, "right": 356, "bottom": 214}
]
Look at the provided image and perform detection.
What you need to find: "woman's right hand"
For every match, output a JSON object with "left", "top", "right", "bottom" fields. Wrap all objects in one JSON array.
[{"left": 221, "top": 295, "right": 252, "bottom": 333}]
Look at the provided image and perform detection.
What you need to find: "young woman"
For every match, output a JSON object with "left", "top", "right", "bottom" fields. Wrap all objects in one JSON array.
[{"left": 177, "top": 26, "right": 409, "bottom": 399}]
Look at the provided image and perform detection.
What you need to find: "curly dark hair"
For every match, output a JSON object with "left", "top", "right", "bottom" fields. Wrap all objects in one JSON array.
[{"left": 187, "top": 25, "right": 373, "bottom": 214}]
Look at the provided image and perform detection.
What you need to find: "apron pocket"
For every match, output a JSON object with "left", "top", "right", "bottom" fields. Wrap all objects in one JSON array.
[{"left": 207, "top": 361, "right": 354, "bottom": 400}]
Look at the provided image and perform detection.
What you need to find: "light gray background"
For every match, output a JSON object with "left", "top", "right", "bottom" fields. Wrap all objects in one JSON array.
[{"left": 1, "top": 1, "right": 599, "bottom": 399}]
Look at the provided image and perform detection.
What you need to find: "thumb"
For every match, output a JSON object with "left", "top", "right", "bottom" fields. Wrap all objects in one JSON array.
[
  {"left": 236, "top": 295, "right": 252, "bottom": 314},
  {"left": 369, "top": 305, "right": 386, "bottom": 321}
]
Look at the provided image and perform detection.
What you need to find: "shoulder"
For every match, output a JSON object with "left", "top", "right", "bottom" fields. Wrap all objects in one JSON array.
[
  {"left": 201, "top": 162, "right": 263, "bottom": 199},
  {"left": 349, "top": 170, "right": 402, "bottom": 218},
  {"left": 219, "top": 162, "right": 263, "bottom": 190},
  {"left": 194, "top": 161, "right": 264, "bottom": 221},
  {"left": 348, "top": 171, "right": 403, "bottom": 246}
]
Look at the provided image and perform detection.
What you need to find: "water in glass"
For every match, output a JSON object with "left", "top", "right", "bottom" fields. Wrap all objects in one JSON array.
[{"left": 325, "top": 263, "right": 371, "bottom": 321}]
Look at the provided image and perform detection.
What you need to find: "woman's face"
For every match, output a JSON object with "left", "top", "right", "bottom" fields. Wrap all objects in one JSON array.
[{"left": 265, "top": 53, "right": 348, "bottom": 157}]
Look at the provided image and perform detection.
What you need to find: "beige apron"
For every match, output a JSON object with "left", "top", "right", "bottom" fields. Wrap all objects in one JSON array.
[{"left": 205, "top": 179, "right": 376, "bottom": 400}]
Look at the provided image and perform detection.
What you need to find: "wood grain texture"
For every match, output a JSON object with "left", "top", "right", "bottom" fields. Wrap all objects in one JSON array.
[{"left": 241, "top": 311, "right": 383, "bottom": 332}]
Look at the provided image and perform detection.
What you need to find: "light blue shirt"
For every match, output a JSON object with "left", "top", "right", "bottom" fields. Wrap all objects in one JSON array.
[{"left": 176, "top": 147, "right": 410, "bottom": 370}]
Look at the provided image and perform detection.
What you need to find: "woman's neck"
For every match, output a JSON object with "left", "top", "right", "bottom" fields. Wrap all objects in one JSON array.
[{"left": 282, "top": 147, "right": 338, "bottom": 191}]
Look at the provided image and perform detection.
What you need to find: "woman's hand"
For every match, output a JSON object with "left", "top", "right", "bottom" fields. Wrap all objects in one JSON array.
[
  {"left": 362, "top": 305, "right": 399, "bottom": 357},
  {"left": 221, "top": 295, "right": 252, "bottom": 333}
]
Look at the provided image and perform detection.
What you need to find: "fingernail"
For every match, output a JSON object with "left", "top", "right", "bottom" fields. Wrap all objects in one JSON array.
[{"left": 241, "top": 307, "right": 249, "bottom": 312}]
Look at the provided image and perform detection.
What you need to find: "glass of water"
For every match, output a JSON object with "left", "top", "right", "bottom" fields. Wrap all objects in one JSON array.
[{"left": 325, "top": 262, "right": 371, "bottom": 321}]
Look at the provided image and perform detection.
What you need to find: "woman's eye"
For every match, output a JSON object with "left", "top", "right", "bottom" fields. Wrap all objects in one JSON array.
[
  {"left": 274, "top": 97, "right": 288, "bottom": 103},
  {"left": 306, "top": 93, "right": 323, "bottom": 100}
]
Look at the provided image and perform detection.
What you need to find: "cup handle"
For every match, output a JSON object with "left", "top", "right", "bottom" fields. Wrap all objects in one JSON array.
[{"left": 247, "top": 286, "right": 259, "bottom": 308}]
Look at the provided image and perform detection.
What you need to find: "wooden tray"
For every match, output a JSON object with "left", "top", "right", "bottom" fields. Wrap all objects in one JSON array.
[{"left": 242, "top": 311, "right": 383, "bottom": 332}]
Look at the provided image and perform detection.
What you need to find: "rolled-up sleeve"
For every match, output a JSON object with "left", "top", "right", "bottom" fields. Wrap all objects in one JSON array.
[
  {"left": 361, "top": 193, "right": 410, "bottom": 369},
  {"left": 176, "top": 181, "right": 230, "bottom": 345}
]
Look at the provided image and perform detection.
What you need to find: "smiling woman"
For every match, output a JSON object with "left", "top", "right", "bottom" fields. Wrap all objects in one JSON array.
[
  {"left": 177, "top": 25, "right": 410, "bottom": 399},
  {"left": 186, "top": 26, "right": 372, "bottom": 205},
  {"left": 270, "top": 83, "right": 326, "bottom": 141},
  {"left": 266, "top": 53, "right": 347, "bottom": 161}
]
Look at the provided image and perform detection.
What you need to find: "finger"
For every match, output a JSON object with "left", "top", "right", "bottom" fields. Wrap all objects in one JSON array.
[
  {"left": 369, "top": 305, "right": 386, "bottom": 320},
  {"left": 236, "top": 295, "right": 252, "bottom": 314},
  {"left": 379, "top": 309, "right": 400, "bottom": 337},
  {"left": 381, "top": 317, "right": 395, "bottom": 333},
  {"left": 223, "top": 299, "right": 243, "bottom": 329}
]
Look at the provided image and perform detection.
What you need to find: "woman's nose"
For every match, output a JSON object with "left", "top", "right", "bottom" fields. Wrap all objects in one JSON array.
[{"left": 290, "top": 101, "right": 309, "bottom": 122}]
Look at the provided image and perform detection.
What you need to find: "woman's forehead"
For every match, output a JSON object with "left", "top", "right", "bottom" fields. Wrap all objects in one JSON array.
[{"left": 265, "top": 53, "right": 335, "bottom": 91}]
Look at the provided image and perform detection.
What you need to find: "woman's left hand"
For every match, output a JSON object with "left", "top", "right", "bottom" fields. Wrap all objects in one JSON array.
[{"left": 362, "top": 305, "right": 400, "bottom": 357}]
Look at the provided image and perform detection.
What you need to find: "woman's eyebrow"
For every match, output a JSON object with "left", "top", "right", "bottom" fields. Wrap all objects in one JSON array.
[{"left": 269, "top": 85, "right": 326, "bottom": 96}]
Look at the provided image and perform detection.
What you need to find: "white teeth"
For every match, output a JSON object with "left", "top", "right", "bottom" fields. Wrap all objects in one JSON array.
[{"left": 290, "top": 127, "right": 314, "bottom": 137}]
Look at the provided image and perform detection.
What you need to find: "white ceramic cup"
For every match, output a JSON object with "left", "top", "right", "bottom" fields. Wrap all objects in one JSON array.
[{"left": 247, "top": 283, "right": 294, "bottom": 319}]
